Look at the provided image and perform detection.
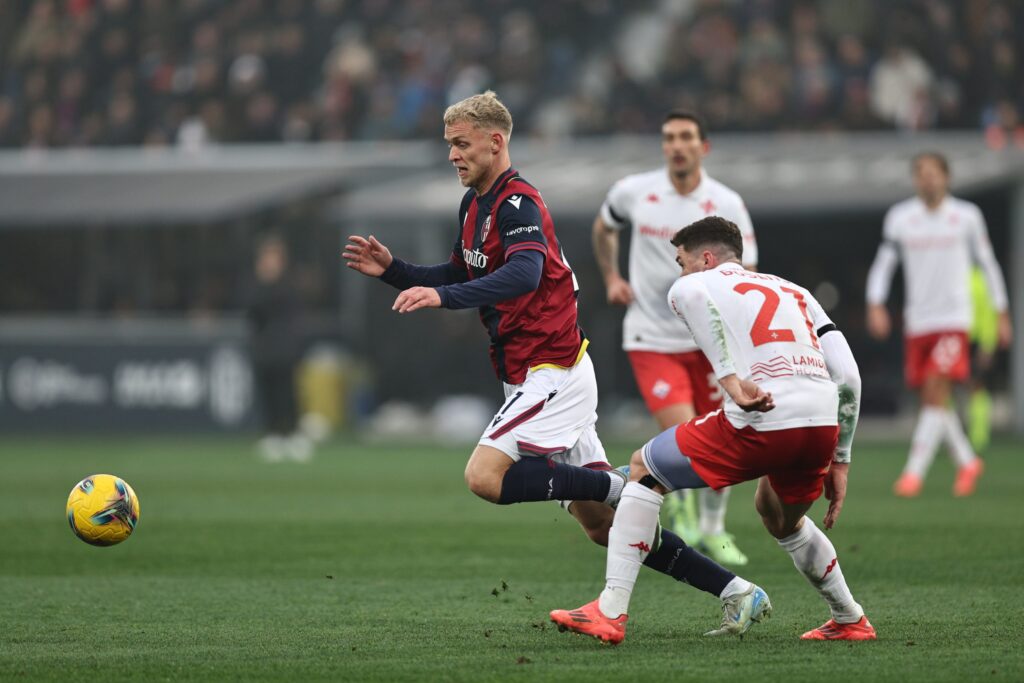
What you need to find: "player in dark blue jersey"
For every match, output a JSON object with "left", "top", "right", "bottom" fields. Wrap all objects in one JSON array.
[{"left": 345, "top": 92, "right": 742, "bottom": 614}]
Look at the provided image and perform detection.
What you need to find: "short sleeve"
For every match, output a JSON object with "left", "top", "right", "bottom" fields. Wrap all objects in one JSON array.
[
  {"left": 498, "top": 194, "right": 547, "bottom": 257},
  {"left": 599, "top": 178, "right": 633, "bottom": 230}
]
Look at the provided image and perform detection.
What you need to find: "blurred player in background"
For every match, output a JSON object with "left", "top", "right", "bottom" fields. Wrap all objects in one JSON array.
[
  {"left": 246, "top": 234, "right": 311, "bottom": 462},
  {"left": 866, "top": 152, "right": 1012, "bottom": 497},
  {"left": 552, "top": 218, "right": 873, "bottom": 644},
  {"left": 967, "top": 266, "right": 1000, "bottom": 452},
  {"left": 592, "top": 111, "right": 758, "bottom": 565},
  {"left": 345, "top": 92, "right": 747, "bottom": 598}
]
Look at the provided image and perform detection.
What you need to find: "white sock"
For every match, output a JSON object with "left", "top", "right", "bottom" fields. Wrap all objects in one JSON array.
[
  {"left": 698, "top": 487, "right": 729, "bottom": 536},
  {"left": 941, "top": 408, "right": 976, "bottom": 468},
  {"left": 604, "top": 470, "right": 626, "bottom": 505},
  {"left": 719, "top": 575, "right": 752, "bottom": 600},
  {"left": 904, "top": 406, "right": 945, "bottom": 478},
  {"left": 599, "top": 482, "right": 663, "bottom": 618},
  {"left": 778, "top": 517, "right": 863, "bottom": 624}
]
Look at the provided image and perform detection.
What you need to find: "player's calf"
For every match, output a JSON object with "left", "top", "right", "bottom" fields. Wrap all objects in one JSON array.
[{"left": 465, "top": 445, "right": 624, "bottom": 506}]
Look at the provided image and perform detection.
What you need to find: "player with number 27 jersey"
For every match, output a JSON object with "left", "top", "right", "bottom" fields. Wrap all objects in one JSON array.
[{"left": 669, "top": 266, "right": 838, "bottom": 433}]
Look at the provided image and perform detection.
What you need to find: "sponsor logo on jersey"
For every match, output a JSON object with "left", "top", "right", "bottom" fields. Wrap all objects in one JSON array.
[
  {"left": 507, "top": 195, "right": 523, "bottom": 210},
  {"left": 749, "top": 356, "right": 794, "bottom": 380},
  {"left": 506, "top": 225, "right": 540, "bottom": 237},
  {"left": 700, "top": 198, "right": 717, "bottom": 214},
  {"left": 463, "top": 247, "right": 488, "bottom": 269},
  {"left": 646, "top": 193, "right": 659, "bottom": 203},
  {"left": 791, "top": 354, "right": 830, "bottom": 378},
  {"left": 638, "top": 224, "right": 677, "bottom": 239}
]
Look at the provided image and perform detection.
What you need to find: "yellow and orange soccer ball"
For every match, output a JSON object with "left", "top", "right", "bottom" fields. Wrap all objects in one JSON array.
[{"left": 66, "top": 474, "right": 140, "bottom": 546}]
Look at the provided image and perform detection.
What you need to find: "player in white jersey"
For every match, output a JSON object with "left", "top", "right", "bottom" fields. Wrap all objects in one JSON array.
[
  {"left": 552, "top": 217, "right": 874, "bottom": 644},
  {"left": 593, "top": 111, "right": 758, "bottom": 565},
  {"left": 866, "top": 152, "right": 1012, "bottom": 497}
]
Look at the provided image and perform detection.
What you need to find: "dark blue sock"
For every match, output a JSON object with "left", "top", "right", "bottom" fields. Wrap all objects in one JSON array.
[
  {"left": 643, "top": 528, "right": 735, "bottom": 597},
  {"left": 497, "top": 457, "right": 610, "bottom": 505}
]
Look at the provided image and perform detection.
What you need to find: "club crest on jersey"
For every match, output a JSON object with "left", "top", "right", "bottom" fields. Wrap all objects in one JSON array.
[{"left": 480, "top": 214, "right": 492, "bottom": 242}]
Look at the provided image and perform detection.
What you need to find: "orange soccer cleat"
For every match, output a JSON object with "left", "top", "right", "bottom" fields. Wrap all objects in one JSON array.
[
  {"left": 893, "top": 473, "right": 923, "bottom": 497},
  {"left": 953, "top": 458, "right": 984, "bottom": 497},
  {"left": 550, "top": 599, "right": 627, "bottom": 645},
  {"left": 800, "top": 616, "right": 877, "bottom": 641}
]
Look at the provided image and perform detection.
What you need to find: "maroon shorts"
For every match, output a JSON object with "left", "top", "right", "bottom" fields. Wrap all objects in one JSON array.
[{"left": 675, "top": 410, "right": 839, "bottom": 505}]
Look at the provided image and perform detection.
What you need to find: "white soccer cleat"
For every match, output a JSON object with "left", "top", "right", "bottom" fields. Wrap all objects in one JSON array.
[{"left": 704, "top": 584, "right": 772, "bottom": 637}]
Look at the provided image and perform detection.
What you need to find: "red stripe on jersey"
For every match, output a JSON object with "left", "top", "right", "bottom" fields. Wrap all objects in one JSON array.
[
  {"left": 505, "top": 243, "right": 547, "bottom": 258},
  {"left": 516, "top": 440, "right": 569, "bottom": 456},
  {"left": 488, "top": 396, "right": 546, "bottom": 439}
]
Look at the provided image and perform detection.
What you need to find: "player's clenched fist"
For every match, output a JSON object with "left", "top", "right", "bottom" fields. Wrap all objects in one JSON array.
[
  {"left": 605, "top": 274, "right": 634, "bottom": 306},
  {"left": 343, "top": 235, "right": 393, "bottom": 277},
  {"left": 393, "top": 286, "right": 441, "bottom": 314}
]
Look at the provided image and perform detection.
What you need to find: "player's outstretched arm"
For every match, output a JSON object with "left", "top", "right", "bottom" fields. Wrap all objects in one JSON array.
[
  {"left": 343, "top": 235, "right": 393, "bottom": 277},
  {"left": 345, "top": 234, "right": 467, "bottom": 291}
]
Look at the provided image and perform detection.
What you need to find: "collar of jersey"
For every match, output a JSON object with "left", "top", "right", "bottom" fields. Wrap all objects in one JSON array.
[
  {"left": 663, "top": 167, "right": 706, "bottom": 199},
  {"left": 479, "top": 167, "right": 519, "bottom": 202}
]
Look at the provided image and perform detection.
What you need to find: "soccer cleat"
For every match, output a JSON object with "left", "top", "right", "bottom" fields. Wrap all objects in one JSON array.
[
  {"left": 893, "top": 473, "right": 923, "bottom": 497},
  {"left": 800, "top": 616, "right": 876, "bottom": 641},
  {"left": 704, "top": 584, "right": 771, "bottom": 637},
  {"left": 953, "top": 458, "right": 984, "bottom": 497},
  {"left": 550, "top": 599, "right": 627, "bottom": 645},
  {"left": 665, "top": 490, "right": 701, "bottom": 546},
  {"left": 700, "top": 532, "right": 749, "bottom": 566}
]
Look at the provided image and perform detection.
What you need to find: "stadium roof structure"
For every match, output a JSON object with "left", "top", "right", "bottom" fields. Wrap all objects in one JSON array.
[
  {"left": 0, "top": 142, "right": 436, "bottom": 228},
  {"left": 338, "top": 131, "right": 1024, "bottom": 220}
]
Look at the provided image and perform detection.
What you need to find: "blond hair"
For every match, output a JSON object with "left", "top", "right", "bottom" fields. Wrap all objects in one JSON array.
[{"left": 443, "top": 90, "right": 513, "bottom": 137}]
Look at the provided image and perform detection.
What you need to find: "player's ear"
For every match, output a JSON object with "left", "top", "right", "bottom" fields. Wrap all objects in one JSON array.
[{"left": 490, "top": 131, "right": 504, "bottom": 154}]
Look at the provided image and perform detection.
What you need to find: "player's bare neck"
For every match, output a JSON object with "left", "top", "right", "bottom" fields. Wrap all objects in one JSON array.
[
  {"left": 474, "top": 162, "right": 513, "bottom": 197},
  {"left": 669, "top": 168, "right": 701, "bottom": 196},
  {"left": 920, "top": 193, "right": 945, "bottom": 212}
]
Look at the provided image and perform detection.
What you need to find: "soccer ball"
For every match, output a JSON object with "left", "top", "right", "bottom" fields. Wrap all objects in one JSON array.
[{"left": 66, "top": 474, "right": 140, "bottom": 546}]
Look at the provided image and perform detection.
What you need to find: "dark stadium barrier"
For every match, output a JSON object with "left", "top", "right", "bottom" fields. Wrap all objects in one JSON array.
[{"left": 0, "top": 318, "right": 256, "bottom": 432}]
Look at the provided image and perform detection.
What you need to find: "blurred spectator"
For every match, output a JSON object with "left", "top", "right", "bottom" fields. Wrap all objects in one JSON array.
[
  {"left": 245, "top": 234, "right": 312, "bottom": 463},
  {"left": 0, "top": 0, "right": 1021, "bottom": 146},
  {"left": 869, "top": 45, "right": 934, "bottom": 130}
]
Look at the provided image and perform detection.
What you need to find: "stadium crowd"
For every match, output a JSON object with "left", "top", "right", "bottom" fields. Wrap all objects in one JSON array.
[{"left": 0, "top": 0, "right": 1021, "bottom": 148}]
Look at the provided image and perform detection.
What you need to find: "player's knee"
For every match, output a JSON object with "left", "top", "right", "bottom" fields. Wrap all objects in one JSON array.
[
  {"left": 628, "top": 449, "right": 648, "bottom": 478},
  {"left": 464, "top": 464, "right": 501, "bottom": 504}
]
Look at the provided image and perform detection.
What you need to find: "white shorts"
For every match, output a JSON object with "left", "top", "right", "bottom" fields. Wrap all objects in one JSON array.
[{"left": 478, "top": 352, "right": 609, "bottom": 472}]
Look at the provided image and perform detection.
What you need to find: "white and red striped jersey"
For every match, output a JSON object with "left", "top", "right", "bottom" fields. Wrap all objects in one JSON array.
[
  {"left": 866, "top": 196, "right": 1008, "bottom": 336},
  {"left": 601, "top": 169, "right": 757, "bottom": 353},
  {"left": 668, "top": 264, "right": 839, "bottom": 432}
]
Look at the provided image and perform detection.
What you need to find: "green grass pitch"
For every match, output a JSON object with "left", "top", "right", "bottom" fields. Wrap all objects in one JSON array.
[{"left": 1, "top": 435, "right": 1022, "bottom": 682}]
